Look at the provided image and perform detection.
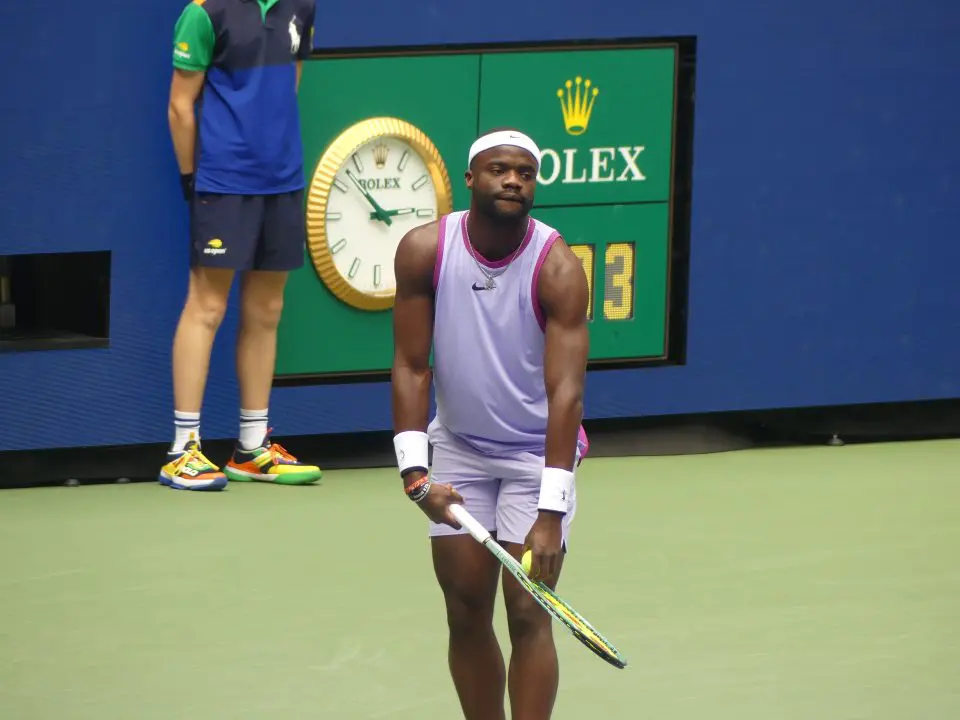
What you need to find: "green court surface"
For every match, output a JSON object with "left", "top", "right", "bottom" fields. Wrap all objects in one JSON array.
[{"left": 1, "top": 440, "right": 959, "bottom": 719}]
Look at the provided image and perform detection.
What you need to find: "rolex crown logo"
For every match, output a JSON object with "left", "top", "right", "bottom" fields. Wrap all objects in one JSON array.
[
  {"left": 372, "top": 141, "right": 389, "bottom": 169},
  {"left": 557, "top": 76, "right": 599, "bottom": 136}
]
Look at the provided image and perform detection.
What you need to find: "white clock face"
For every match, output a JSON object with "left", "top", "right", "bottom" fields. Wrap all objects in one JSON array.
[{"left": 324, "top": 136, "right": 440, "bottom": 297}]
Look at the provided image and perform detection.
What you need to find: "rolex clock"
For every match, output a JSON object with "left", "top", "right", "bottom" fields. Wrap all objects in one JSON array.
[{"left": 305, "top": 117, "right": 454, "bottom": 311}]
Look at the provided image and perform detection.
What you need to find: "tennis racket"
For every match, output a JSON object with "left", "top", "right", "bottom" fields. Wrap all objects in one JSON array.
[{"left": 448, "top": 503, "right": 628, "bottom": 669}]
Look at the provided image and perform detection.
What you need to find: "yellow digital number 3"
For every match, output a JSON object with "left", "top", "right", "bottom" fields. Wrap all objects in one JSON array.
[{"left": 603, "top": 243, "right": 635, "bottom": 321}]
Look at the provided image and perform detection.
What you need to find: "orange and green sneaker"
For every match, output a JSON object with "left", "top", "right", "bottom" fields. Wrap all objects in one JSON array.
[
  {"left": 159, "top": 441, "right": 228, "bottom": 491},
  {"left": 223, "top": 431, "right": 322, "bottom": 485}
]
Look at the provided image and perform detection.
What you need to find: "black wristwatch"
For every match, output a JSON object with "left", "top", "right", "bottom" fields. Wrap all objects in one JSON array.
[{"left": 180, "top": 172, "right": 195, "bottom": 201}]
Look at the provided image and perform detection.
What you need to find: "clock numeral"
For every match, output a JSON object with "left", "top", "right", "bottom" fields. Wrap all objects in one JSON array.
[
  {"left": 327, "top": 212, "right": 342, "bottom": 221},
  {"left": 333, "top": 178, "right": 348, "bottom": 193},
  {"left": 348, "top": 257, "right": 361, "bottom": 279},
  {"left": 352, "top": 153, "right": 364, "bottom": 173},
  {"left": 416, "top": 209, "right": 435, "bottom": 218},
  {"left": 331, "top": 238, "right": 347, "bottom": 254},
  {"left": 411, "top": 175, "right": 429, "bottom": 191},
  {"left": 398, "top": 150, "right": 410, "bottom": 172},
  {"left": 373, "top": 264, "right": 382, "bottom": 288}
]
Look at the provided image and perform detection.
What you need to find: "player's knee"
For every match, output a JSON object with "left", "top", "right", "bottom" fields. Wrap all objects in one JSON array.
[
  {"left": 505, "top": 592, "right": 551, "bottom": 641},
  {"left": 433, "top": 536, "right": 500, "bottom": 638},
  {"left": 442, "top": 586, "right": 496, "bottom": 637}
]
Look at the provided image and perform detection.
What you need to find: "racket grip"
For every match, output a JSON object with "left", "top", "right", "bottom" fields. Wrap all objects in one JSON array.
[{"left": 448, "top": 504, "right": 491, "bottom": 543}]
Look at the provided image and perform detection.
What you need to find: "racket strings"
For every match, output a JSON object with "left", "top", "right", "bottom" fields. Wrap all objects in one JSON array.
[
  {"left": 477, "top": 516, "right": 627, "bottom": 669},
  {"left": 539, "top": 587, "right": 624, "bottom": 665}
]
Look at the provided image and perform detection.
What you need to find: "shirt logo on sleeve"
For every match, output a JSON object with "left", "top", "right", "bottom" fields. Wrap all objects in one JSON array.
[
  {"left": 288, "top": 16, "right": 301, "bottom": 55},
  {"left": 174, "top": 42, "right": 192, "bottom": 61}
]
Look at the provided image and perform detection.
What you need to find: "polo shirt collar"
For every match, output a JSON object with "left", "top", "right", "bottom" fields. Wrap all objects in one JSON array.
[{"left": 242, "top": 0, "right": 280, "bottom": 11}]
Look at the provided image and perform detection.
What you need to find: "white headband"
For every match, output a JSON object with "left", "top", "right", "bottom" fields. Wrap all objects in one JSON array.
[{"left": 467, "top": 130, "right": 542, "bottom": 169}]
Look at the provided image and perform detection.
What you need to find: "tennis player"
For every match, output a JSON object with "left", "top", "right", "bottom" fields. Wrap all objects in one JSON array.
[{"left": 390, "top": 128, "right": 591, "bottom": 719}]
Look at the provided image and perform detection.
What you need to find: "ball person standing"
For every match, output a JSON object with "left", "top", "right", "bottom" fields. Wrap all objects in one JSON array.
[{"left": 161, "top": 0, "right": 322, "bottom": 490}]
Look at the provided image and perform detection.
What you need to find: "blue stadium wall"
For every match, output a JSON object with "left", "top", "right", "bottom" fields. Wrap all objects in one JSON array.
[{"left": 1, "top": 0, "right": 958, "bottom": 452}]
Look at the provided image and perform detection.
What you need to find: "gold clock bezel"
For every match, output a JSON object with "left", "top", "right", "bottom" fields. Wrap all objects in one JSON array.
[{"left": 306, "top": 116, "right": 454, "bottom": 311}]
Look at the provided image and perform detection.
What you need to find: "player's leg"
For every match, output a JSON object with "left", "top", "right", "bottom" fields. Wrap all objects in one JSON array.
[
  {"left": 160, "top": 192, "right": 255, "bottom": 491},
  {"left": 223, "top": 190, "right": 321, "bottom": 484},
  {"left": 431, "top": 535, "right": 507, "bottom": 720},
  {"left": 500, "top": 540, "right": 564, "bottom": 720},
  {"left": 495, "top": 453, "right": 578, "bottom": 720},
  {"left": 427, "top": 422, "right": 508, "bottom": 719}
]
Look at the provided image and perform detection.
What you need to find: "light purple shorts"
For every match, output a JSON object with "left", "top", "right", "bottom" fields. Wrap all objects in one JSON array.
[{"left": 426, "top": 421, "right": 588, "bottom": 549}]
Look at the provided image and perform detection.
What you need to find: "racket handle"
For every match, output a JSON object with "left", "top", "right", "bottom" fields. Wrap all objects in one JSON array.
[{"left": 449, "top": 504, "right": 491, "bottom": 544}]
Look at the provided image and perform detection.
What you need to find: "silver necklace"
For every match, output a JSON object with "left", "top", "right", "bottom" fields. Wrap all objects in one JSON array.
[{"left": 465, "top": 218, "right": 526, "bottom": 290}]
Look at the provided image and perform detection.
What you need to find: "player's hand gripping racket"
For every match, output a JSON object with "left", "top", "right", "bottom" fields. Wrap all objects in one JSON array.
[{"left": 448, "top": 503, "right": 628, "bottom": 669}]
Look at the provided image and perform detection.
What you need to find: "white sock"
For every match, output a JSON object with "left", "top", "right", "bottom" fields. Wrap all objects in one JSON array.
[
  {"left": 239, "top": 408, "right": 269, "bottom": 451},
  {"left": 172, "top": 411, "right": 201, "bottom": 453}
]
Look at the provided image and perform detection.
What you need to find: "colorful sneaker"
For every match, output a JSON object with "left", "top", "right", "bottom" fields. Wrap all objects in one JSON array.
[
  {"left": 223, "top": 431, "right": 322, "bottom": 485},
  {"left": 159, "top": 441, "right": 228, "bottom": 491}
]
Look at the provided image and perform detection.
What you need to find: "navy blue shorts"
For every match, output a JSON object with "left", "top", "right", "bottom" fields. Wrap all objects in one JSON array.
[{"left": 190, "top": 190, "right": 306, "bottom": 272}]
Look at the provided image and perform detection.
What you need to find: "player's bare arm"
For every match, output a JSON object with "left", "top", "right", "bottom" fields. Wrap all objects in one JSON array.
[
  {"left": 540, "top": 238, "right": 590, "bottom": 471},
  {"left": 523, "top": 237, "right": 590, "bottom": 580},
  {"left": 391, "top": 223, "right": 437, "bottom": 436},
  {"left": 168, "top": 69, "right": 205, "bottom": 177},
  {"left": 391, "top": 223, "right": 463, "bottom": 527}
]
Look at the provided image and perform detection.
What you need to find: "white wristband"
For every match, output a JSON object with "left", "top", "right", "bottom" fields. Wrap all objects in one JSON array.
[
  {"left": 393, "top": 430, "right": 429, "bottom": 476},
  {"left": 537, "top": 466, "right": 575, "bottom": 514}
]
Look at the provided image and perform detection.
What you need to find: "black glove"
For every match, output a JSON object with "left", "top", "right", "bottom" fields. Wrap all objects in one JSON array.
[{"left": 180, "top": 172, "right": 195, "bottom": 201}]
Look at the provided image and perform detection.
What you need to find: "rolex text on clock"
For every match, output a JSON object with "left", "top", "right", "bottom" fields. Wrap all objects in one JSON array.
[{"left": 306, "top": 117, "right": 454, "bottom": 311}]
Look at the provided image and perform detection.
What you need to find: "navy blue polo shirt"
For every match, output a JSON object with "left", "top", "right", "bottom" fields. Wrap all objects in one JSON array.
[{"left": 172, "top": 0, "right": 315, "bottom": 194}]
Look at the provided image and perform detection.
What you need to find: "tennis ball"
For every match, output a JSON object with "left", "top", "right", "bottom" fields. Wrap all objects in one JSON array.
[{"left": 521, "top": 550, "right": 533, "bottom": 575}]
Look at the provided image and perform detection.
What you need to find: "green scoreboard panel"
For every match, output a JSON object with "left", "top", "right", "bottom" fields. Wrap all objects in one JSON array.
[{"left": 275, "top": 40, "right": 688, "bottom": 382}]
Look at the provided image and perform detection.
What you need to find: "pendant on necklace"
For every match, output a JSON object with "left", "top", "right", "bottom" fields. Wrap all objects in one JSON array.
[{"left": 485, "top": 276, "right": 496, "bottom": 290}]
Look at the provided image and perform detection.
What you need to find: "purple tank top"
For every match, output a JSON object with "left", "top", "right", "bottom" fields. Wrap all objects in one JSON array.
[{"left": 429, "top": 210, "right": 565, "bottom": 456}]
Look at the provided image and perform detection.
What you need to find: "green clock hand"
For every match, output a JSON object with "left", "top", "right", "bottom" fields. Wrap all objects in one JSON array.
[
  {"left": 370, "top": 207, "right": 418, "bottom": 219},
  {"left": 345, "top": 170, "right": 392, "bottom": 226}
]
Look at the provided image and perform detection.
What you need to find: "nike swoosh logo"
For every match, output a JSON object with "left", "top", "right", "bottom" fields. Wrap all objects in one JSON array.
[{"left": 471, "top": 282, "right": 488, "bottom": 291}]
